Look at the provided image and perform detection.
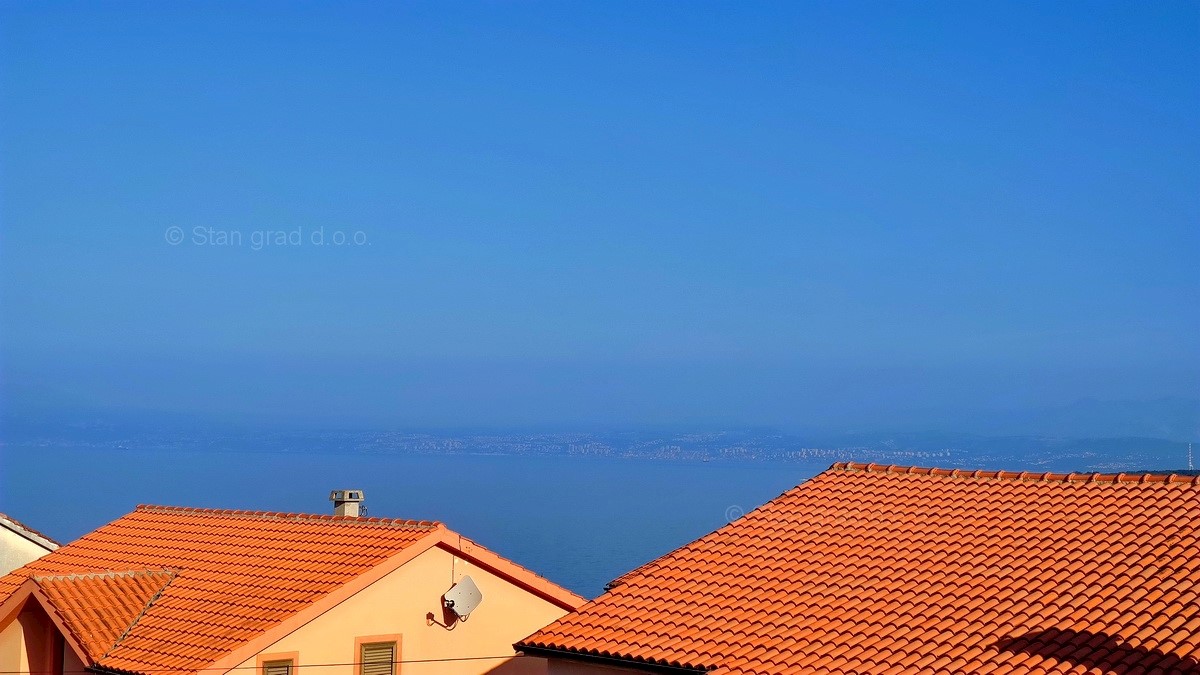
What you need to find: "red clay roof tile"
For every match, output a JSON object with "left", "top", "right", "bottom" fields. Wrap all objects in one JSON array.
[
  {"left": 0, "top": 506, "right": 441, "bottom": 674},
  {"left": 518, "top": 462, "right": 1200, "bottom": 674},
  {"left": 35, "top": 569, "right": 176, "bottom": 662}
]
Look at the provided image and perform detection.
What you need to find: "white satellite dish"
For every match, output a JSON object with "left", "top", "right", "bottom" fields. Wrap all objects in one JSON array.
[{"left": 443, "top": 575, "right": 483, "bottom": 620}]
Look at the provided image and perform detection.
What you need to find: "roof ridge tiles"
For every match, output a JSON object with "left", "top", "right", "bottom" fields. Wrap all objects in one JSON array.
[
  {"left": 102, "top": 569, "right": 179, "bottom": 659},
  {"left": 0, "top": 513, "right": 62, "bottom": 547},
  {"left": 523, "top": 462, "right": 1200, "bottom": 674},
  {"left": 829, "top": 462, "right": 1200, "bottom": 485},
  {"left": 133, "top": 504, "right": 443, "bottom": 529},
  {"left": 0, "top": 504, "right": 541, "bottom": 675},
  {"left": 33, "top": 569, "right": 178, "bottom": 583}
]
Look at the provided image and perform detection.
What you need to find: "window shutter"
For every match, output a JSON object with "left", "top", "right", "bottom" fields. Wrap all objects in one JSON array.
[
  {"left": 360, "top": 642, "right": 395, "bottom": 675},
  {"left": 262, "top": 661, "right": 292, "bottom": 675}
]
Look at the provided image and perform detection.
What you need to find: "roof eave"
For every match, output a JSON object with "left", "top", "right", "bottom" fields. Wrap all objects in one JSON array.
[
  {"left": 437, "top": 532, "right": 587, "bottom": 611},
  {"left": 203, "top": 525, "right": 585, "bottom": 674},
  {"left": 0, "top": 517, "right": 60, "bottom": 551},
  {"left": 0, "top": 579, "right": 96, "bottom": 667},
  {"left": 516, "top": 644, "right": 711, "bottom": 674}
]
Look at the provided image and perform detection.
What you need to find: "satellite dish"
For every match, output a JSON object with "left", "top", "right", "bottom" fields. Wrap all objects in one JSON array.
[{"left": 443, "top": 576, "right": 483, "bottom": 620}]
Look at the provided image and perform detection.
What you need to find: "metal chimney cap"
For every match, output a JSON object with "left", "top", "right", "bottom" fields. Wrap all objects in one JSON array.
[{"left": 329, "top": 490, "right": 365, "bottom": 502}]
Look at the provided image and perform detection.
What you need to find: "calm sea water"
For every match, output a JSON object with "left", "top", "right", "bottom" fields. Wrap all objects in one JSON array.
[{"left": 0, "top": 446, "right": 826, "bottom": 597}]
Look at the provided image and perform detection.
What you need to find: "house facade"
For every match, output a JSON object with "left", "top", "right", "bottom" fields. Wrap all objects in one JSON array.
[
  {"left": 519, "top": 462, "right": 1200, "bottom": 674},
  {"left": 0, "top": 504, "right": 584, "bottom": 675},
  {"left": 0, "top": 514, "right": 58, "bottom": 577}
]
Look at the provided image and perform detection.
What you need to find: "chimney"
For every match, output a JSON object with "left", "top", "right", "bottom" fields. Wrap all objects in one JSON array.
[{"left": 329, "top": 489, "right": 365, "bottom": 517}]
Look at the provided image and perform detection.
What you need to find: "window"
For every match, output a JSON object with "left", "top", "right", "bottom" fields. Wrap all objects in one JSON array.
[
  {"left": 360, "top": 642, "right": 395, "bottom": 675},
  {"left": 262, "top": 660, "right": 292, "bottom": 675},
  {"left": 256, "top": 652, "right": 298, "bottom": 675}
]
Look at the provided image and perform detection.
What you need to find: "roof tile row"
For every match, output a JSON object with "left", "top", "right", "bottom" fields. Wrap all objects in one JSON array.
[
  {"left": 519, "top": 462, "right": 1200, "bottom": 674},
  {"left": 0, "top": 506, "right": 442, "bottom": 673}
]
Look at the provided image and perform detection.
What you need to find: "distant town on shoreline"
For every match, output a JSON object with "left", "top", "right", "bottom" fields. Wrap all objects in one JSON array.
[{"left": 6, "top": 426, "right": 1195, "bottom": 474}]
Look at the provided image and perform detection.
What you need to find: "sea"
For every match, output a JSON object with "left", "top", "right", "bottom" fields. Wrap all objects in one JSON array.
[{"left": 0, "top": 445, "right": 829, "bottom": 597}]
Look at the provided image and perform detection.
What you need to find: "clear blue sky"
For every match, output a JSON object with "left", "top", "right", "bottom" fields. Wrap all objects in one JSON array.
[{"left": 1, "top": 2, "right": 1197, "bottom": 430}]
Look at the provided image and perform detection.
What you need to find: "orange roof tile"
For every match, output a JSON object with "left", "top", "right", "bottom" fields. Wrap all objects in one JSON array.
[
  {"left": 0, "top": 506, "right": 443, "bottom": 674},
  {"left": 36, "top": 570, "right": 176, "bottom": 661},
  {"left": 517, "top": 462, "right": 1200, "bottom": 674}
]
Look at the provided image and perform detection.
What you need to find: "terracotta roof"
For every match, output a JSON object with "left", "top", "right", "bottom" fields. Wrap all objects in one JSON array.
[
  {"left": 35, "top": 570, "right": 176, "bottom": 661},
  {"left": 518, "top": 462, "right": 1200, "bottom": 674},
  {"left": 0, "top": 506, "right": 442, "bottom": 674}
]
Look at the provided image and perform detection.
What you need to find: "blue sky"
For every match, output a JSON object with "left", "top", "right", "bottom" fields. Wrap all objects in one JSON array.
[{"left": 1, "top": 2, "right": 1197, "bottom": 430}]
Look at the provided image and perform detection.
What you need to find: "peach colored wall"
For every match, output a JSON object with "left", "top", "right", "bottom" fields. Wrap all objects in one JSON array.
[
  {"left": 0, "top": 602, "right": 87, "bottom": 675},
  {"left": 0, "top": 611, "right": 29, "bottom": 675},
  {"left": 0, "top": 605, "right": 59, "bottom": 675},
  {"left": 232, "top": 545, "right": 570, "bottom": 675}
]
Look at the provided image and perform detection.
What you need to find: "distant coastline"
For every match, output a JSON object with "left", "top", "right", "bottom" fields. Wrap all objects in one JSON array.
[{"left": 2, "top": 427, "right": 1193, "bottom": 474}]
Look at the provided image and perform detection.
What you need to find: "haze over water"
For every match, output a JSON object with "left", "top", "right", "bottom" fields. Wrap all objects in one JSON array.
[
  {"left": 4, "top": 436, "right": 1189, "bottom": 597},
  {"left": 1, "top": 2, "right": 1197, "bottom": 603}
]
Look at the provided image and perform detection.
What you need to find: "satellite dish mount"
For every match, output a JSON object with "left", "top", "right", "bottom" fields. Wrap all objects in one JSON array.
[{"left": 442, "top": 575, "right": 483, "bottom": 622}]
